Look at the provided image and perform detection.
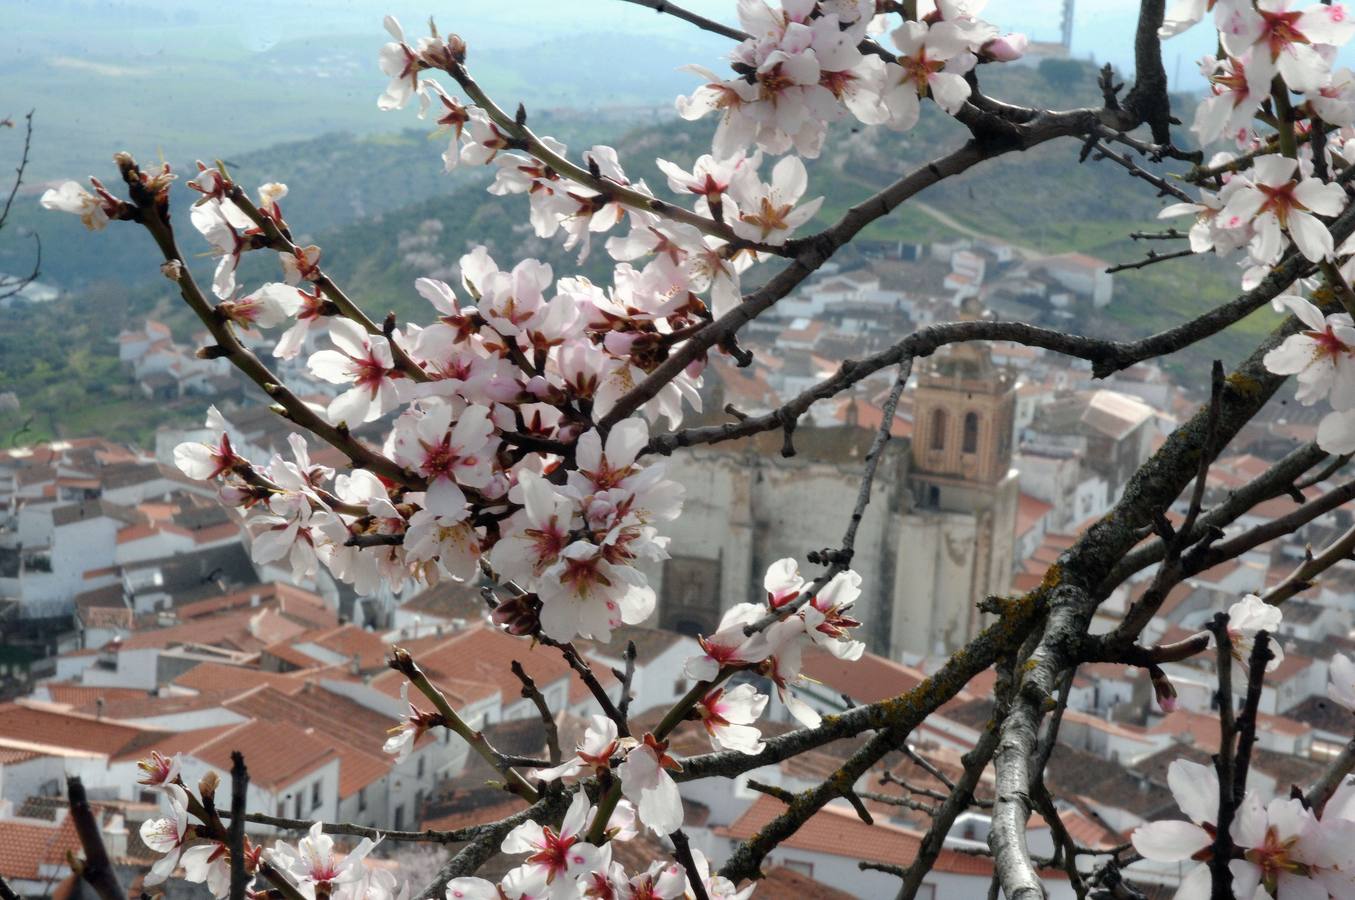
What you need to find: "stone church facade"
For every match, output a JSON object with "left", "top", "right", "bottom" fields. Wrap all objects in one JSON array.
[{"left": 647, "top": 339, "right": 1019, "bottom": 660}]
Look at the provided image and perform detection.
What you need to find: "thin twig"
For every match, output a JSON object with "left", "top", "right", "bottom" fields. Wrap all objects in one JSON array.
[{"left": 511, "top": 660, "right": 563, "bottom": 766}]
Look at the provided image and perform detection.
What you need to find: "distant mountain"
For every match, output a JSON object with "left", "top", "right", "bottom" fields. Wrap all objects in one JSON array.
[{"left": 0, "top": 59, "right": 1265, "bottom": 447}]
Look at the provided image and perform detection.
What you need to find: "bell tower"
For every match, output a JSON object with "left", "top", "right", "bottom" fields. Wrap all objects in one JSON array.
[{"left": 911, "top": 301, "right": 1016, "bottom": 494}]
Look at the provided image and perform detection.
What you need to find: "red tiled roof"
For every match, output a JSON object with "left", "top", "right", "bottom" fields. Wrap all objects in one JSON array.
[
  {"left": 0, "top": 704, "right": 155, "bottom": 757},
  {"left": 172, "top": 662, "right": 312, "bottom": 695},
  {"left": 191, "top": 719, "right": 338, "bottom": 789},
  {"left": 0, "top": 815, "right": 80, "bottom": 880},
  {"left": 718, "top": 796, "right": 1067, "bottom": 878},
  {"left": 223, "top": 685, "right": 396, "bottom": 797},
  {"left": 800, "top": 646, "right": 926, "bottom": 704}
]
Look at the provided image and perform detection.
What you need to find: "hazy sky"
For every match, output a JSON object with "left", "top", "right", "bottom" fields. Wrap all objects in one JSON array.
[{"left": 4, "top": 0, "right": 1349, "bottom": 184}]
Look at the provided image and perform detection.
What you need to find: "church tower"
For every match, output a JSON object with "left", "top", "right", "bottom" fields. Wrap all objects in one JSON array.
[{"left": 890, "top": 299, "right": 1020, "bottom": 657}]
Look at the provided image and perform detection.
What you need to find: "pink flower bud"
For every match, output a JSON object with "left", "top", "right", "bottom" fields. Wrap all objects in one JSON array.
[
  {"left": 1150, "top": 667, "right": 1178, "bottom": 713},
  {"left": 981, "top": 33, "right": 1029, "bottom": 63}
]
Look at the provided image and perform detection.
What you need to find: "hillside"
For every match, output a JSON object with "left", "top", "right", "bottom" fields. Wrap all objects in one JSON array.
[{"left": 0, "top": 59, "right": 1270, "bottom": 446}]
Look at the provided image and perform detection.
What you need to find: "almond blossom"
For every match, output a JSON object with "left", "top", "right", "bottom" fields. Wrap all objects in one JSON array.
[
  {"left": 270, "top": 821, "right": 379, "bottom": 899},
  {"left": 190, "top": 201, "right": 248, "bottom": 299},
  {"left": 533, "top": 714, "right": 620, "bottom": 781},
  {"left": 1218, "top": 154, "right": 1346, "bottom": 263},
  {"left": 1130, "top": 759, "right": 1225, "bottom": 898},
  {"left": 174, "top": 406, "right": 243, "bottom": 481},
  {"left": 1218, "top": 0, "right": 1355, "bottom": 93},
  {"left": 308, "top": 318, "right": 402, "bottom": 425},
  {"left": 685, "top": 603, "right": 775, "bottom": 681},
  {"left": 141, "top": 784, "right": 192, "bottom": 886},
  {"left": 617, "top": 733, "right": 684, "bottom": 835},
  {"left": 1217, "top": 594, "right": 1285, "bottom": 685},
  {"left": 39, "top": 179, "right": 121, "bottom": 230},
  {"left": 382, "top": 682, "right": 440, "bottom": 763},
  {"left": 391, "top": 402, "right": 496, "bottom": 515},
  {"left": 881, "top": 20, "right": 976, "bottom": 131},
  {"left": 136, "top": 751, "right": 181, "bottom": 790},
  {"left": 501, "top": 791, "right": 602, "bottom": 899},
  {"left": 727, "top": 155, "right": 823, "bottom": 245},
  {"left": 1263, "top": 293, "right": 1355, "bottom": 408},
  {"left": 1329, "top": 652, "right": 1355, "bottom": 709},
  {"left": 1193, "top": 54, "right": 1267, "bottom": 146},
  {"left": 1230, "top": 793, "right": 1355, "bottom": 898},
  {"left": 377, "top": 15, "right": 427, "bottom": 113},
  {"left": 220, "top": 282, "right": 301, "bottom": 335},
  {"left": 695, "top": 683, "right": 769, "bottom": 754}
]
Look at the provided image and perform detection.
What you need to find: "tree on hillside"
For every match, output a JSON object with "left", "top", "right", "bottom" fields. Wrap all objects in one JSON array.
[{"left": 37, "top": 1, "right": 1355, "bottom": 898}]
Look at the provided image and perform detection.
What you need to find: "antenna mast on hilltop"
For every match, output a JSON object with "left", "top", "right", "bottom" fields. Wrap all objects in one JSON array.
[{"left": 1060, "top": 0, "right": 1075, "bottom": 49}]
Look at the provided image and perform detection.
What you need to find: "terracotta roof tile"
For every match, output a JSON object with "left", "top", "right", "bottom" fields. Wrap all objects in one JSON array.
[
  {"left": 0, "top": 815, "right": 80, "bottom": 879},
  {"left": 191, "top": 720, "right": 338, "bottom": 789}
]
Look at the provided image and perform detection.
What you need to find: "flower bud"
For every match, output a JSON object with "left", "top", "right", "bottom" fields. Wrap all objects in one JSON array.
[
  {"left": 980, "top": 33, "right": 1029, "bottom": 63},
  {"left": 491, "top": 593, "right": 542, "bottom": 637},
  {"left": 199, "top": 770, "right": 220, "bottom": 801},
  {"left": 1150, "top": 667, "right": 1178, "bottom": 713},
  {"left": 160, "top": 260, "right": 184, "bottom": 282}
]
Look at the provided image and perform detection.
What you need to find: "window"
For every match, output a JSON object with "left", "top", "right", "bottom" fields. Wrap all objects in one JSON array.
[
  {"left": 311, "top": 781, "right": 321, "bottom": 811},
  {"left": 358, "top": 787, "right": 367, "bottom": 812},
  {"left": 962, "top": 412, "right": 979, "bottom": 454},
  {"left": 394, "top": 805, "right": 405, "bottom": 831},
  {"left": 276, "top": 801, "right": 285, "bottom": 818},
  {"left": 417, "top": 756, "right": 425, "bottom": 780},
  {"left": 293, "top": 792, "right": 302, "bottom": 819},
  {"left": 930, "top": 409, "right": 947, "bottom": 450}
]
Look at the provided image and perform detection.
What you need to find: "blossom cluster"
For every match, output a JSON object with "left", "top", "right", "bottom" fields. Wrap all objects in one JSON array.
[
  {"left": 132, "top": 750, "right": 744, "bottom": 900},
  {"left": 1153, "top": 2, "right": 1355, "bottom": 452},
  {"left": 382, "top": 558, "right": 864, "bottom": 842},
  {"left": 1132, "top": 637, "right": 1355, "bottom": 899}
]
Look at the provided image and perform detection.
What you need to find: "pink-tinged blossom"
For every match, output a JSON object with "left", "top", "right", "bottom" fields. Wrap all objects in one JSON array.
[
  {"left": 426, "top": 83, "right": 473, "bottom": 171},
  {"left": 445, "top": 878, "right": 499, "bottom": 900},
  {"left": 1130, "top": 759, "right": 1222, "bottom": 897},
  {"left": 616, "top": 861, "right": 687, "bottom": 900},
  {"left": 220, "top": 282, "right": 301, "bottom": 335},
  {"left": 1310, "top": 67, "right": 1355, "bottom": 125},
  {"left": 377, "top": 15, "right": 428, "bottom": 113},
  {"left": 141, "top": 784, "right": 191, "bottom": 886},
  {"left": 308, "top": 318, "right": 401, "bottom": 425},
  {"left": 1159, "top": 0, "right": 1218, "bottom": 38},
  {"left": 675, "top": 65, "right": 760, "bottom": 159},
  {"left": 1263, "top": 293, "right": 1355, "bottom": 408},
  {"left": 392, "top": 402, "right": 496, "bottom": 515},
  {"left": 1218, "top": 0, "right": 1355, "bottom": 93},
  {"left": 979, "top": 32, "right": 1029, "bottom": 62},
  {"left": 1218, "top": 154, "right": 1347, "bottom": 263},
  {"left": 617, "top": 733, "right": 684, "bottom": 835},
  {"left": 685, "top": 603, "right": 774, "bottom": 681},
  {"left": 280, "top": 244, "right": 322, "bottom": 286},
  {"left": 270, "top": 821, "right": 378, "bottom": 898},
  {"left": 881, "top": 20, "right": 976, "bottom": 131},
  {"left": 1193, "top": 55, "right": 1267, "bottom": 146},
  {"left": 136, "top": 751, "right": 181, "bottom": 789},
  {"left": 536, "top": 541, "right": 655, "bottom": 641},
  {"left": 1158, "top": 185, "right": 1249, "bottom": 254},
  {"left": 180, "top": 840, "right": 237, "bottom": 898},
  {"left": 533, "top": 713, "right": 620, "bottom": 781},
  {"left": 248, "top": 492, "right": 345, "bottom": 581},
  {"left": 501, "top": 791, "right": 601, "bottom": 899},
  {"left": 174, "top": 406, "right": 243, "bottom": 481},
  {"left": 1217, "top": 594, "right": 1286, "bottom": 685},
  {"left": 1230, "top": 793, "right": 1355, "bottom": 898},
  {"left": 489, "top": 470, "right": 576, "bottom": 585},
  {"left": 274, "top": 286, "right": 328, "bottom": 360},
  {"left": 727, "top": 156, "right": 823, "bottom": 246},
  {"left": 689, "top": 849, "right": 755, "bottom": 900},
  {"left": 655, "top": 152, "right": 760, "bottom": 207},
  {"left": 695, "top": 683, "right": 768, "bottom": 754},
  {"left": 383, "top": 681, "right": 441, "bottom": 763},
  {"left": 1329, "top": 652, "right": 1355, "bottom": 709},
  {"left": 760, "top": 620, "right": 822, "bottom": 727},
  {"left": 803, "top": 570, "right": 865, "bottom": 660},
  {"left": 190, "top": 201, "right": 247, "bottom": 299},
  {"left": 40, "top": 180, "right": 121, "bottom": 231},
  {"left": 460, "top": 109, "right": 514, "bottom": 166}
]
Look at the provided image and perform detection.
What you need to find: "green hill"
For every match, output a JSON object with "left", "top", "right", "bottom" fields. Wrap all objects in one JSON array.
[{"left": 0, "top": 59, "right": 1269, "bottom": 446}]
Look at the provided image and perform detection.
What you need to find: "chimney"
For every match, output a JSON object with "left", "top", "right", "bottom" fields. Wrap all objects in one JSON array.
[
  {"left": 350, "top": 652, "right": 361, "bottom": 676},
  {"left": 95, "top": 697, "right": 104, "bottom": 721}
]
